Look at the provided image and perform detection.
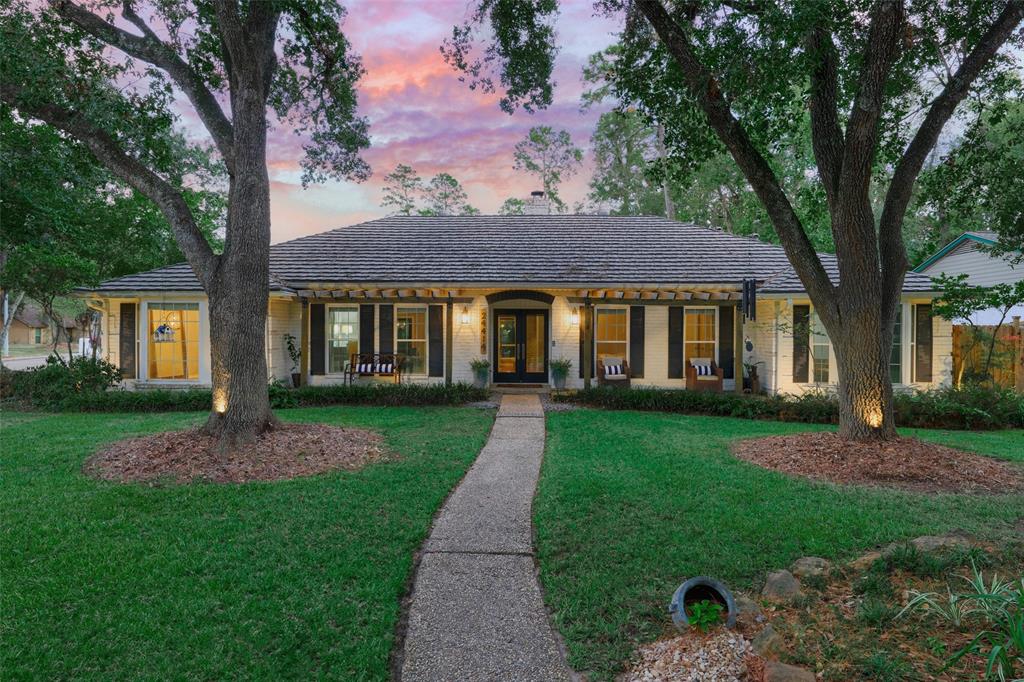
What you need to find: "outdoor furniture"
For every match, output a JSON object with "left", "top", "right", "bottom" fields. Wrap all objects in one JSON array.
[
  {"left": 598, "top": 356, "right": 631, "bottom": 387},
  {"left": 346, "top": 353, "right": 404, "bottom": 385},
  {"left": 686, "top": 357, "right": 723, "bottom": 392}
]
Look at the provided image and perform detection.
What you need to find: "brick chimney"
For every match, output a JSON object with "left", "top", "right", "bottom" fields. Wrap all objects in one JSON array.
[{"left": 523, "top": 190, "right": 551, "bottom": 215}]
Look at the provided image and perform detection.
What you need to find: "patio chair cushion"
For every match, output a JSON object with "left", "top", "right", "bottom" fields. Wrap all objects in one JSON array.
[
  {"left": 603, "top": 372, "right": 628, "bottom": 381},
  {"left": 690, "top": 358, "right": 714, "bottom": 376},
  {"left": 604, "top": 364, "right": 624, "bottom": 376}
]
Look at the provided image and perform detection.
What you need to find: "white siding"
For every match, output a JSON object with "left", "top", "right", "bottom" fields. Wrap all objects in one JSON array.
[{"left": 919, "top": 240, "right": 1022, "bottom": 287}]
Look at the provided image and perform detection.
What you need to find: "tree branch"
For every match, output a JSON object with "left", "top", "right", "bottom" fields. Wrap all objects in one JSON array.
[
  {"left": 836, "top": 0, "right": 905, "bottom": 208},
  {"left": 0, "top": 83, "right": 219, "bottom": 288},
  {"left": 806, "top": 26, "right": 844, "bottom": 211},
  {"left": 635, "top": 0, "right": 838, "bottom": 318},
  {"left": 49, "top": 0, "right": 235, "bottom": 171},
  {"left": 878, "top": 0, "right": 1024, "bottom": 305}
]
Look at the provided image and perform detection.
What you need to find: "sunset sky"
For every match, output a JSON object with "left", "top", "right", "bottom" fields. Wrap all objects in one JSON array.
[{"left": 264, "top": 1, "right": 621, "bottom": 243}]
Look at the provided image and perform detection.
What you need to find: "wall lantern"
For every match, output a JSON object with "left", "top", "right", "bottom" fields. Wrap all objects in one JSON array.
[
  {"left": 459, "top": 306, "right": 471, "bottom": 325},
  {"left": 570, "top": 307, "right": 580, "bottom": 326}
]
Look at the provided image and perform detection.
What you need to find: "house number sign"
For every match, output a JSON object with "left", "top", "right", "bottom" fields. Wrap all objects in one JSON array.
[{"left": 480, "top": 309, "right": 487, "bottom": 355}]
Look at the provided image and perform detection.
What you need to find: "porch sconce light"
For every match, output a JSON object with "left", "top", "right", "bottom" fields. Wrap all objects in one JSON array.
[
  {"left": 459, "top": 306, "right": 471, "bottom": 325},
  {"left": 570, "top": 307, "right": 580, "bottom": 326}
]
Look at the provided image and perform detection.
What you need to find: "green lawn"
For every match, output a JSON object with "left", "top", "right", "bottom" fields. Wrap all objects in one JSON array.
[
  {"left": 1, "top": 407, "right": 494, "bottom": 680},
  {"left": 535, "top": 410, "right": 1024, "bottom": 680}
]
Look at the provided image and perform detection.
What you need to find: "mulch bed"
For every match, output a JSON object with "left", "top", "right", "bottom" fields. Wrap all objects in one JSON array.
[
  {"left": 732, "top": 432, "right": 1023, "bottom": 494},
  {"left": 84, "top": 423, "right": 386, "bottom": 484}
]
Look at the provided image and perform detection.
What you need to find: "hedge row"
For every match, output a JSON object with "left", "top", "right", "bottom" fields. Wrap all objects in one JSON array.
[
  {"left": 1, "top": 360, "right": 490, "bottom": 412},
  {"left": 553, "top": 384, "right": 1024, "bottom": 430}
]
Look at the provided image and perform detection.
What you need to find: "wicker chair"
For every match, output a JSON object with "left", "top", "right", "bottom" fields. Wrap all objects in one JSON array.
[
  {"left": 685, "top": 357, "right": 723, "bottom": 392},
  {"left": 598, "top": 356, "right": 631, "bottom": 387}
]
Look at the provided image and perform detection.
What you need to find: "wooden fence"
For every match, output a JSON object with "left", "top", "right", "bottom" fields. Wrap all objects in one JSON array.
[{"left": 952, "top": 317, "right": 1024, "bottom": 392}]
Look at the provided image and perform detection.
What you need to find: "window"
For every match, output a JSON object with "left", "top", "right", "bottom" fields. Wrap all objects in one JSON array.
[
  {"left": 396, "top": 307, "right": 427, "bottom": 375},
  {"left": 148, "top": 302, "right": 199, "bottom": 380},
  {"left": 595, "top": 308, "right": 628, "bottom": 364},
  {"left": 327, "top": 307, "right": 359, "bottom": 373},
  {"left": 684, "top": 308, "right": 717, "bottom": 367},
  {"left": 33, "top": 328, "right": 41, "bottom": 344},
  {"left": 810, "top": 310, "right": 830, "bottom": 383},
  {"left": 889, "top": 306, "right": 902, "bottom": 384}
]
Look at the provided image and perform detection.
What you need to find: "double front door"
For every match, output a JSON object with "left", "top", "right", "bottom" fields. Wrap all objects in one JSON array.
[{"left": 493, "top": 309, "right": 549, "bottom": 383}]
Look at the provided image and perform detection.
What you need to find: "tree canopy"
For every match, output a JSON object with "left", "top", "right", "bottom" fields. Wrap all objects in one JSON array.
[{"left": 512, "top": 125, "right": 583, "bottom": 213}]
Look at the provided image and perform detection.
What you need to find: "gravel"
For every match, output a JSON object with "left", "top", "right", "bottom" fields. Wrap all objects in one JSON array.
[{"left": 625, "top": 631, "right": 754, "bottom": 682}]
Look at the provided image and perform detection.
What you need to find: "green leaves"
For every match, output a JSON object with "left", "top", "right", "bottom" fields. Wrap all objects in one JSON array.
[{"left": 512, "top": 126, "right": 583, "bottom": 213}]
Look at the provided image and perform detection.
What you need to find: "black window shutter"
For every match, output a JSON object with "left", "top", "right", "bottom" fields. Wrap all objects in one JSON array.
[
  {"left": 914, "top": 304, "right": 933, "bottom": 382},
  {"left": 428, "top": 305, "right": 444, "bottom": 377},
  {"left": 118, "top": 303, "right": 136, "bottom": 379},
  {"left": 668, "top": 307, "right": 684, "bottom": 378},
  {"left": 359, "top": 305, "right": 375, "bottom": 355},
  {"left": 719, "top": 306, "right": 735, "bottom": 379},
  {"left": 629, "top": 306, "right": 645, "bottom": 378},
  {"left": 378, "top": 304, "right": 394, "bottom": 354},
  {"left": 310, "top": 303, "right": 325, "bottom": 375},
  {"left": 792, "top": 304, "right": 810, "bottom": 384}
]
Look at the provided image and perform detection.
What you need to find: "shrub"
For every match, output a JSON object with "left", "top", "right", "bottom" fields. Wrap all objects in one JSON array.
[
  {"left": 3, "top": 374, "right": 489, "bottom": 413},
  {"left": 554, "top": 383, "right": 1023, "bottom": 430},
  {"left": 1, "top": 356, "right": 121, "bottom": 409}
]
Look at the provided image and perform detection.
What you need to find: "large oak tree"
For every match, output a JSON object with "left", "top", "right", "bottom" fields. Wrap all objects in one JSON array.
[
  {"left": 445, "top": 0, "right": 1023, "bottom": 440},
  {"left": 1, "top": 0, "right": 370, "bottom": 447}
]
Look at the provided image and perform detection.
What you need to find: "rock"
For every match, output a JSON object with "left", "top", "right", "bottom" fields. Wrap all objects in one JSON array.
[
  {"left": 790, "top": 556, "right": 830, "bottom": 578},
  {"left": 849, "top": 551, "right": 882, "bottom": 571},
  {"left": 764, "top": 660, "right": 816, "bottom": 682},
  {"left": 751, "top": 623, "right": 783, "bottom": 658},
  {"left": 910, "top": 533, "right": 973, "bottom": 553},
  {"left": 761, "top": 570, "right": 802, "bottom": 602}
]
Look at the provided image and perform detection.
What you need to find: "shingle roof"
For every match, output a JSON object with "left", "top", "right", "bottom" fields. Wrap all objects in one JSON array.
[
  {"left": 760, "top": 254, "right": 937, "bottom": 293},
  {"left": 83, "top": 215, "right": 938, "bottom": 294}
]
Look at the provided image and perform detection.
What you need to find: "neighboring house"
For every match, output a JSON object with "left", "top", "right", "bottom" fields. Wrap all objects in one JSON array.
[
  {"left": 7, "top": 304, "right": 79, "bottom": 346},
  {"left": 915, "top": 231, "right": 1023, "bottom": 324},
  {"left": 77, "top": 213, "right": 951, "bottom": 393}
]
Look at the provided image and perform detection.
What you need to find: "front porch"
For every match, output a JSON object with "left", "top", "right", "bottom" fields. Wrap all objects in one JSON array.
[{"left": 286, "top": 285, "right": 750, "bottom": 394}]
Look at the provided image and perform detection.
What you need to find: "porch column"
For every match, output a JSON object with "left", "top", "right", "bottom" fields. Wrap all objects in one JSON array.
[
  {"left": 445, "top": 297, "right": 454, "bottom": 385},
  {"left": 583, "top": 299, "right": 593, "bottom": 389},
  {"left": 734, "top": 304, "right": 743, "bottom": 394},
  {"left": 299, "top": 298, "right": 309, "bottom": 387}
]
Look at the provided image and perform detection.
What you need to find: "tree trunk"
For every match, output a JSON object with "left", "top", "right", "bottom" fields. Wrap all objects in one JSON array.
[
  {"left": 830, "top": 298, "right": 898, "bottom": 441},
  {"left": 201, "top": 85, "right": 276, "bottom": 448}
]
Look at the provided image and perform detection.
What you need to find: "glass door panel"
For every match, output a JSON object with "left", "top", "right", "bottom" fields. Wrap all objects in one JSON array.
[
  {"left": 525, "top": 313, "right": 545, "bottom": 373},
  {"left": 497, "top": 315, "right": 517, "bottom": 374}
]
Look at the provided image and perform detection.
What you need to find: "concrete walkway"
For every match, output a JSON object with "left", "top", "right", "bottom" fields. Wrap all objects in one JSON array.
[{"left": 399, "top": 394, "right": 572, "bottom": 682}]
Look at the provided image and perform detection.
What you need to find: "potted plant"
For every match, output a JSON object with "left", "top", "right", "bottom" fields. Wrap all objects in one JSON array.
[
  {"left": 469, "top": 358, "right": 490, "bottom": 389},
  {"left": 550, "top": 357, "right": 572, "bottom": 390},
  {"left": 743, "top": 361, "right": 763, "bottom": 395},
  {"left": 284, "top": 333, "right": 301, "bottom": 388}
]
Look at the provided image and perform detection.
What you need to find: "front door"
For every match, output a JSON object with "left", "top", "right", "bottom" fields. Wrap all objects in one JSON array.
[{"left": 493, "top": 310, "right": 549, "bottom": 383}]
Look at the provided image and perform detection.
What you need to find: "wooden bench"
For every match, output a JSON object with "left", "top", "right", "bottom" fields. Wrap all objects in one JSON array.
[{"left": 345, "top": 353, "right": 404, "bottom": 385}]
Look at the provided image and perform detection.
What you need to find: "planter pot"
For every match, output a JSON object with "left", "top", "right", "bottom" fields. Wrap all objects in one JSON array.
[
  {"left": 669, "top": 576, "right": 738, "bottom": 630},
  {"left": 291, "top": 372, "right": 301, "bottom": 388},
  {"left": 551, "top": 374, "right": 567, "bottom": 390},
  {"left": 473, "top": 373, "right": 488, "bottom": 389}
]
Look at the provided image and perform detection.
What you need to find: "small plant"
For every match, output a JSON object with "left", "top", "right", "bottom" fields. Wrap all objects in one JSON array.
[
  {"left": 550, "top": 357, "right": 572, "bottom": 378},
  {"left": 858, "top": 650, "right": 917, "bottom": 682},
  {"left": 469, "top": 358, "right": 490, "bottom": 374},
  {"left": 284, "top": 333, "right": 301, "bottom": 373},
  {"left": 899, "top": 561, "right": 1024, "bottom": 680},
  {"left": 685, "top": 599, "right": 724, "bottom": 633},
  {"left": 857, "top": 597, "right": 898, "bottom": 628}
]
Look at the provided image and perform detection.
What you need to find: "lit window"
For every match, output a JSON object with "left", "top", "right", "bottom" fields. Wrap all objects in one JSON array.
[
  {"left": 811, "top": 311, "right": 830, "bottom": 383},
  {"left": 684, "top": 308, "right": 717, "bottom": 366},
  {"left": 34, "top": 328, "right": 41, "bottom": 344},
  {"left": 595, "top": 308, "right": 628, "bottom": 364},
  {"left": 396, "top": 307, "right": 427, "bottom": 375},
  {"left": 148, "top": 302, "right": 199, "bottom": 380},
  {"left": 328, "top": 307, "right": 359, "bottom": 373},
  {"left": 889, "top": 307, "right": 902, "bottom": 384}
]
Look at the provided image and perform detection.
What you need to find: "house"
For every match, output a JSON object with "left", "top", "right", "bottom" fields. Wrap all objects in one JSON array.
[
  {"left": 6, "top": 304, "right": 79, "bottom": 347},
  {"left": 915, "top": 231, "right": 1022, "bottom": 324},
  {"left": 77, "top": 214, "right": 951, "bottom": 393}
]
